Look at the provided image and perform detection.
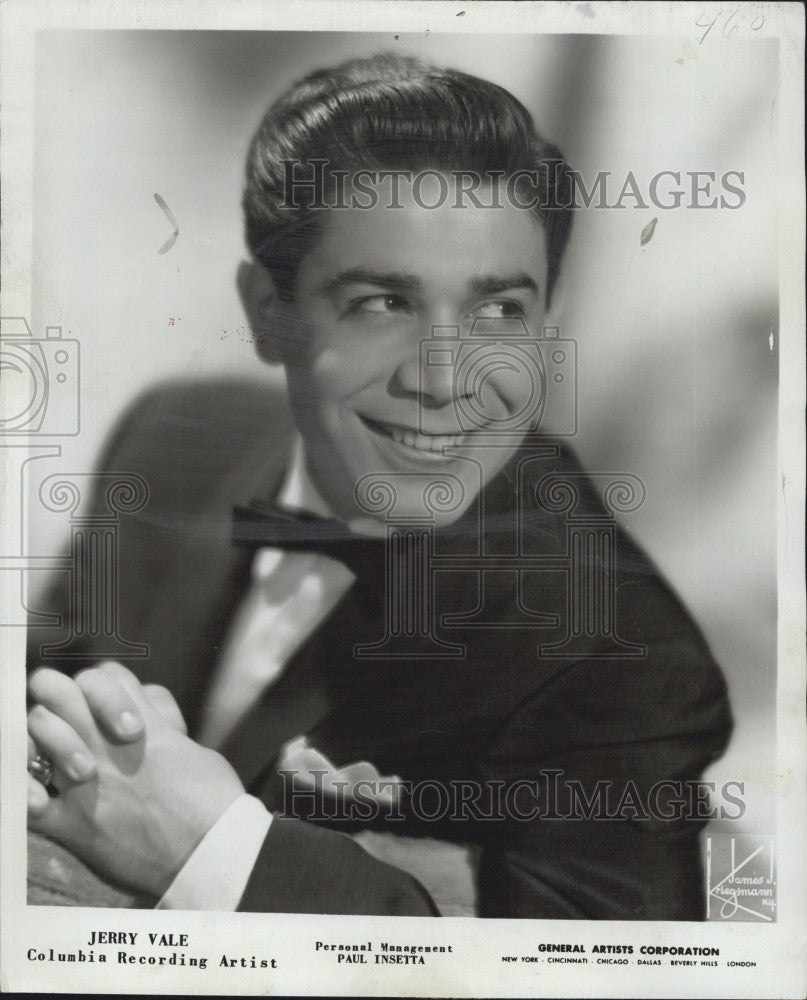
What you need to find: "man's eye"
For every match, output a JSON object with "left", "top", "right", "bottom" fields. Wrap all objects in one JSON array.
[
  {"left": 467, "top": 300, "right": 525, "bottom": 320},
  {"left": 346, "top": 294, "right": 411, "bottom": 316}
]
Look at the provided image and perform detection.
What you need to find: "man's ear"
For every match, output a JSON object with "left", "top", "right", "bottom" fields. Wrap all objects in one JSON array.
[{"left": 236, "top": 259, "right": 284, "bottom": 365}]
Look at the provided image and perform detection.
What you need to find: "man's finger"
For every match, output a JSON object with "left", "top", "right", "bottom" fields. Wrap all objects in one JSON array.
[
  {"left": 27, "top": 704, "right": 97, "bottom": 783},
  {"left": 27, "top": 792, "right": 70, "bottom": 839},
  {"left": 28, "top": 668, "right": 98, "bottom": 746},
  {"left": 74, "top": 664, "right": 146, "bottom": 742},
  {"left": 28, "top": 774, "right": 50, "bottom": 820},
  {"left": 95, "top": 661, "right": 150, "bottom": 699},
  {"left": 143, "top": 684, "right": 187, "bottom": 734}
]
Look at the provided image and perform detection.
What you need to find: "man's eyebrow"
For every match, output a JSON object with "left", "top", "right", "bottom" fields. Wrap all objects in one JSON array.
[
  {"left": 469, "top": 273, "right": 540, "bottom": 296},
  {"left": 322, "top": 269, "right": 540, "bottom": 297},
  {"left": 324, "top": 269, "right": 422, "bottom": 294}
]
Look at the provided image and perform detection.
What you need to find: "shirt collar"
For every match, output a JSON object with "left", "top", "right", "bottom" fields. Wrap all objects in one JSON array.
[{"left": 275, "top": 434, "right": 334, "bottom": 518}]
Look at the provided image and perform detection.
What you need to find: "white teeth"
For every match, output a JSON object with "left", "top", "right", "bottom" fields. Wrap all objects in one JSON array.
[
  {"left": 389, "top": 427, "right": 463, "bottom": 453},
  {"left": 370, "top": 420, "right": 465, "bottom": 453}
]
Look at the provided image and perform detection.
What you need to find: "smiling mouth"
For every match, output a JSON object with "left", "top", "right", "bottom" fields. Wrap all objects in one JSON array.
[{"left": 360, "top": 416, "right": 469, "bottom": 457}]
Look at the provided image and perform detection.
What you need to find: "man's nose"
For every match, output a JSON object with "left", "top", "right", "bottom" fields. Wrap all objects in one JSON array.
[{"left": 390, "top": 348, "right": 462, "bottom": 409}]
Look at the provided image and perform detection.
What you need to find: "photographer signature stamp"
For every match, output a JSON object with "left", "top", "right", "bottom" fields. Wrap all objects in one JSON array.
[{"left": 706, "top": 834, "right": 776, "bottom": 922}]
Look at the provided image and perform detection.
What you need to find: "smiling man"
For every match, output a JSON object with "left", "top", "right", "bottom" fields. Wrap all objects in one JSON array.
[
  {"left": 26, "top": 54, "right": 732, "bottom": 918},
  {"left": 240, "top": 167, "right": 558, "bottom": 528}
]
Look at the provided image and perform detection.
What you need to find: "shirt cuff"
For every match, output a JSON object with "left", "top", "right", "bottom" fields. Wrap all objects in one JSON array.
[{"left": 156, "top": 795, "right": 273, "bottom": 911}]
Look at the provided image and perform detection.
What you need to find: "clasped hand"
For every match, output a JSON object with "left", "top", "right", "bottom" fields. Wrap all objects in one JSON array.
[{"left": 27, "top": 661, "right": 244, "bottom": 899}]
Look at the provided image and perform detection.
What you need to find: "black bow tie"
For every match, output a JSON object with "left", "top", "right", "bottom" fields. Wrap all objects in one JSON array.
[{"left": 232, "top": 500, "right": 388, "bottom": 581}]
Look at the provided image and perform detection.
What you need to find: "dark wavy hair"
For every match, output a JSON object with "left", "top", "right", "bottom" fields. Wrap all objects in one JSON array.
[{"left": 243, "top": 53, "right": 574, "bottom": 306}]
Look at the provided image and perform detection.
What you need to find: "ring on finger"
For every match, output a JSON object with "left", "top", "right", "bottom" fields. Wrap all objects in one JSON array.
[{"left": 29, "top": 752, "right": 59, "bottom": 797}]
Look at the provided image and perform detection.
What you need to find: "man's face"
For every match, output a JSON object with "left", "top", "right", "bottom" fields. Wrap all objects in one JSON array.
[{"left": 272, "top": 179, "right": 553, "bottom": 526}]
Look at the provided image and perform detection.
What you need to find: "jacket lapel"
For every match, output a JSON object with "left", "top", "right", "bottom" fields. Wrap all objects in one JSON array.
[{"left": 137, "top": 417, "right": 292, "bottom": 733}]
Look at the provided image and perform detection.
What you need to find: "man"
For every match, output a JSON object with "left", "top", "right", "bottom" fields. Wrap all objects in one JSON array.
[{"left": 26, "top": 53, "right": 732, "bottom": 918}]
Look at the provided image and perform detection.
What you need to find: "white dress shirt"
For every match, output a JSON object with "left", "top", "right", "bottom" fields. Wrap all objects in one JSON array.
[{"left": 158, "top": 437, "right": 355, "bottom": 910}]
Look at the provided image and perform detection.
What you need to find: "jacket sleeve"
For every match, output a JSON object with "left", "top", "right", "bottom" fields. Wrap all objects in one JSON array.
[
  {"left": 471, "top": 638, "right": 734, "bottom": 920},
  {"left": 237, "top": 816, "right": 439, "bottom": 915}
]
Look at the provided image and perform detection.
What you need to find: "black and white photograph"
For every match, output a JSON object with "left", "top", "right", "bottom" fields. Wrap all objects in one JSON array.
[{"left": 1, "top": 1, "right": 804, "bottom": 996}]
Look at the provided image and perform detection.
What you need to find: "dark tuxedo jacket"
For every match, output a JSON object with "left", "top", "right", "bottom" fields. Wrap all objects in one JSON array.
[{"left": 28, "top": 378, "right": 733, "bottom": 919}]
